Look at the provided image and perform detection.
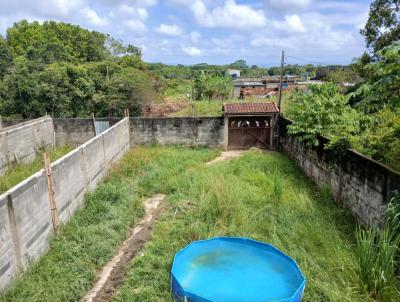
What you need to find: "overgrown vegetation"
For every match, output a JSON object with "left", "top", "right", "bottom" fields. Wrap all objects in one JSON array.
[
  {"left": 108, "top": 148, "right": 399, "bottom": 302},
  {"left": 0, "top": 20, "right": 160, "bottom": 118},
  {"left": 355, "top": 191, "right": 400, "bottom": 300},
  {"left": 286, "top": 83, "right": 361, "bottom": 151},
  {"left": 0, "top": 147, "right": 218, "bottom": 302},
  {"left": 0, "top": 145, "right": 72, "bottom": 194},
  {"left": 193, "top": 71, "right": 232, "bottom": 100},
  {"left": 2, "top": 147, "right": 397, "bottom": 301}
]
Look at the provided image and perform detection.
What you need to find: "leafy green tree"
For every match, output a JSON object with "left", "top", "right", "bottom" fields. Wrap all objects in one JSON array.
[
  {"left": 326, "top": 68, "right": 360, "bottom": 84},
  {"left": 7, "top": 20, "right": 108, "bottom": 64},
  {"left": 286, "top": 83, "right": 361, "bottom": 151},
  {"left": 1, "top": 56, "right": 42, "bottom": 118},
  {"left": 355, "top": 107, "right": 400, "bottom": 170},
  {"left": 0, "top": 20, "right": 158, "bottom": 118},
  {"left": 350, "top": 41, "right": 400, "bottom": 112},
  {"left": 103, "top": 67, "right": 158, "bottom": 116},
  {"left": 229, "top": 59, "right": 248, "bottom": 69},
  {"left": 0, "top": 35, "right": 11, "bottom": 79},
  {"left": 361, "top": 0, "right": 400, "bottom": 56}
]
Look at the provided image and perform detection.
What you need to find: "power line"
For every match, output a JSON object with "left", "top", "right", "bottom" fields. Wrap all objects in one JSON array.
[{"left": 285, "top": 55, "right": 350, "bottom": 66}]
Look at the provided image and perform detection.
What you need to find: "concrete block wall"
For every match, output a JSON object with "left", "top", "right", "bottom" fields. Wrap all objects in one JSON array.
[
  {"left": 53, "top": 118, "right": 122, "bottom": 147},
  {"left": 1, "top": 119, "right": 30, "bottom": 131},
  {"left": 53, "top": 118, "right": 96, "bottom": 147},
  {"left": 0, "top": 118, "right": 130, "bottom": 291},
  {"left": 0, "top": 117, "right": 54, "bottom": 175},
  {"left": 129, "top": 117, "right": 224, "bottom": 147},
  {"left": 279, "top": 117, "right": 400, "bottom": 227},
  {"left": 0, "top": 195, "right": 18, "bottom": 291}
]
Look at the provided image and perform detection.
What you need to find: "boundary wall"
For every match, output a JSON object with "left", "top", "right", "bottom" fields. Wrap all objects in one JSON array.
[
  {"left": 129, "top": 117, "right": 225, "bottom": 147},
  {"left": 53, "top": 118, "right": 121, "bottom": 147},
  {"left": 279, "top": 116, "right": 400, "bottom": 227},
  {"left": 0, "top": 117, "right": 54, "bottom": 175},
  {"left": 0, "top": 118, "right": 130, "bottom": 290}
]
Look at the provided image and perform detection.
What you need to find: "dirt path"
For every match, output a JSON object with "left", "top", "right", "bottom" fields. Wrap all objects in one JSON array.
[
  {"left": 82, "top": 194, "right": 166, "bottom": 302},
  {"left": 206, "top": 151, "right": 246, "bottom": 165}
]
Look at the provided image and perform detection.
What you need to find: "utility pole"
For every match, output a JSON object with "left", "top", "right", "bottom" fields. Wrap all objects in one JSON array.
[{"left": 278, "top": 50, "right": 285, "bottom": 115}]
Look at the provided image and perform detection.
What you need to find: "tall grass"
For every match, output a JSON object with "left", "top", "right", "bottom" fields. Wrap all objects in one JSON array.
[
  {"left": 355, "top": 191, "right": 400, "bottom": 300},
  {"left": 0, "top": 146, "right": 217, "bottom": 302},
  {"left": 113, "top": 149, "right": 394, "bottom": 302},
  {"left": 0, "top": 145, "right": 73, "bottom": 194},
  {"left": 356, "top": 227, "right": 399, "bottom": 300},
  {"left": 272, "top": 167, "right": 283, "bottom": 202},
  {"left": 4, "top": 147, "right": 400, "bottom": 301},
  {"left": 385, "top": 191, "right": 400, "bottom": 240}
]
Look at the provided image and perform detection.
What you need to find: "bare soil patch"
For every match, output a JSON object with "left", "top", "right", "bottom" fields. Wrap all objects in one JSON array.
[
  {"left": 143, "top": 101, "right": 188, "bottom": 117},
  {"left": 206, "top": 151, "right": 246, "bottom": 165},
  {"left": 82, "top": 194, "right": 166, "bottom": 302}
]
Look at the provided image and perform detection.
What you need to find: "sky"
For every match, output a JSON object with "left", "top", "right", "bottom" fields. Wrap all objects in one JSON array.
[{"left": 0, "top": 0, "right": 372, "bottom": 66}]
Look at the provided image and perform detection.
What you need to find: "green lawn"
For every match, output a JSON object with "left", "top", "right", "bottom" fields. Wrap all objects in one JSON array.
[
  {"left": 2, "top": 147, "right": 399, "bottom": 301},
  {"left": 0, "top": 145, "right": 73, "bottom": 194}
]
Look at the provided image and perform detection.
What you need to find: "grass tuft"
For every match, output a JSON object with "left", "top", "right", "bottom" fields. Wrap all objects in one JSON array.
[{"left": 356, "top": 226, "right": 399, "bottom": 300}]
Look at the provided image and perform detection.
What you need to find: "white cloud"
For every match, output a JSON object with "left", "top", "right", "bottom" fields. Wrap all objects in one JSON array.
[
  {"left": 273, "top": 14, "right": 306, "bottom": 33},
  {"left": 187, "top": 0, "right": 267, "bottom": 29},
  {"left": 97, "top": 0, "right": 158, "bottom": 7},
  {"left": 0, "top": 0, "right": 85, "bottom": 18},
  {"left": 156, "top": 24, "right": 183, "bottom": 35},
  {"left": 115, "top": 5, "right": 149, "bottom": 20},
  {"left": 266, "top": 0, "right": 310, "bottom": 12},
  {"left": 124, "top": 19, "right": 147, "bottom": 32},
  {"left": 251, "top": 16, "right": 360, "bottom": 54},
  {"left": 81, "top": 7, "right": 109, "bottom": 27},
  {"left": 190, "top": 31, "right": 201, "bottom": 43},
  {"left": 182, "top": 46, "right": 202, "bottom": 56}
]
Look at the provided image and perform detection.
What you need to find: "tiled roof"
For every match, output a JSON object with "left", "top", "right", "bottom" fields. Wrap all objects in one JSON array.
[{"left": 223, "top": 102, "right": 279, "bottom": 115}]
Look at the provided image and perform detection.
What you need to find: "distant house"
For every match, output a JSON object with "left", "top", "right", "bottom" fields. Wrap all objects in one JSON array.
[
  {"left": 233, "top": 78, "right": 278, "bottom": 98},
  {"left": 232, "top": 75, "right": 310, "bottom": 98},
  {"left": 227, "top": 69, "right": 241, "bottom": 79}
]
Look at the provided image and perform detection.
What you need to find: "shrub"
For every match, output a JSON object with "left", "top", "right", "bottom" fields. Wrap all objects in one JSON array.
[{"left": 286, "top": 83, "right": 361, "bottom": 152}]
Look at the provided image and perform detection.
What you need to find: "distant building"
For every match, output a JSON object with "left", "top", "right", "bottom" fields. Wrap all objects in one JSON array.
[
  {"left": 232, "top": 75, "right": 312, "bottom": 98},
  {"left": 227, "top": 69, "right": 241, "bottom": 79}
]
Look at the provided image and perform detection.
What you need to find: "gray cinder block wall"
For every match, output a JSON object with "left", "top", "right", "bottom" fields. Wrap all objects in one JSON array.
[
  {"left": 0, "top": 117, "right": 54, "bottom": 175},
  {"left": 0, "top": 118, "right": 130, "bottom": 291},
  {"left": 129, "top": 117, "right": 225, "bottom": 147},
  {"left": 53, "top": 118, "right": 122, "bottom": 147},
  {"left": 279, "top": 117, "right": 400, "bottom": 227}
]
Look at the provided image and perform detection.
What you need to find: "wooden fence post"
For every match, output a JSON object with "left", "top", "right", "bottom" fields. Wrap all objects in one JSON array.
[{"left": 44, "top": 152, "right": 59, "bottom": 230}]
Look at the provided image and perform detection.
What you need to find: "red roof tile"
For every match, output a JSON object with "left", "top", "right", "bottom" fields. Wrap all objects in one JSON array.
[{"left": 223, "top": 102, "right": 279, "bottom": 115}]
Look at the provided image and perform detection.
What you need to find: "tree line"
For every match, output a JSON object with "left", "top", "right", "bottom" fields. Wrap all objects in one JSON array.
[
  {"left": 146, "top": 60, "right": 348, "bottom": 81},
  {"left": 0, "top": 20, "right": 160, "bottom": 118}
]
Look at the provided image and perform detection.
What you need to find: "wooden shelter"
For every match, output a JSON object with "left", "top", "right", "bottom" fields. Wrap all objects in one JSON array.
[{"left": 223, "top": 102, "right": 279, "bottom": 150}]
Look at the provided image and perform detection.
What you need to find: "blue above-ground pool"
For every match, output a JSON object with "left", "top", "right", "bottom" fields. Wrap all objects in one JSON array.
[{"left": 171, "top": 237, "right": 306, "bottom": 302}]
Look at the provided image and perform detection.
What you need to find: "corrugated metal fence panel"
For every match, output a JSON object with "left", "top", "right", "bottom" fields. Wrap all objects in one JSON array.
[{"left": 95, "top": 121, "right": 110, "bottom": 135}]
